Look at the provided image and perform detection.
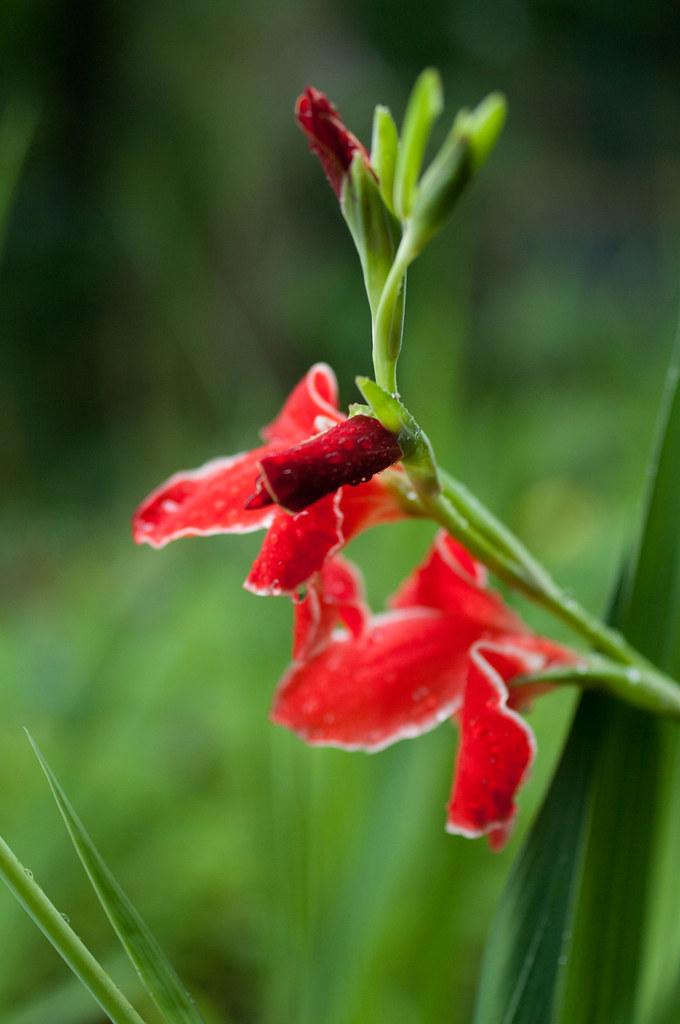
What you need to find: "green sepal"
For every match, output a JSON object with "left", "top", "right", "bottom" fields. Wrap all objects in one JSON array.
[
  {"left": 341, "top": 153, "right": 401, "bottom": 318},
  {"left": 348, "top": 402, "right": 372, "bottom": 418},
  {"left": 356, "top": 376, "right": 439, "bottom": 494},
  {"left": 393, "top": 68, "right": 443, "bottom": 220},
  {"left": 370, "top": 105, "right": 398, "bottom": 214}
]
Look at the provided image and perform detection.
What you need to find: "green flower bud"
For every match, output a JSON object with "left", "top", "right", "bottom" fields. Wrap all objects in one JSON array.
[
  {"left": 407, "top": 92, "right": 506, "bottom": 256},
  {"left": 341, "top": 154, "right": 401, "bottom": 318},
  {"left": 370, "top": 104, "right": 399, "bottom": 214},
  {"left": 393, "top": 68, "right": 443, "bottom": 221}
]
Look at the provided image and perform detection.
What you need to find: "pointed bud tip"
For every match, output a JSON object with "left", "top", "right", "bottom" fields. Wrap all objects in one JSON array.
[
  {"left": 295, "top": 85, "right": 371, "bottom": 199},
  {"left": 456, "top": 92, "right": 507, "bottom": 171}
]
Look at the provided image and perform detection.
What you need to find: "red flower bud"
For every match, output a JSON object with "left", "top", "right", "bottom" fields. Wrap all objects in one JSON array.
[
  {"left": 295, "top": 86, "right": 372, "bottom": 198},
  {"left": 246, "top": 415, "right": 402, "bottom": 513}
]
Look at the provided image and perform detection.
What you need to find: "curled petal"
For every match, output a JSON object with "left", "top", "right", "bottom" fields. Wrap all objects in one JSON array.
[
  {"left": 246, "top": 477, "right": 405, "bottom": 596},
  {"left": 262, "top": 363, "right": 343, "bottom": 445},
  {"left": 391, "top": 531, "right": 523, "bottom": 633},
  {"left": 447, "top": 641, "right": 547, "bottom": 848},
  {"left": 133, "top": 448, "right": 275, "bottom": 548},
  {"left": 245, "top": 493, "right": 343, "bottom": 596},
  {"left": 247, "top": 415, "right": 402, "bottom": 513},
  {"left": 295, "top": 87, "right": 372, "bottom": 198},
  {"left": 273, "top": 609, "right": 481, "bottom": 751},
  {"left": 293, "top": 556, "right": 368, "bottom": 661}
]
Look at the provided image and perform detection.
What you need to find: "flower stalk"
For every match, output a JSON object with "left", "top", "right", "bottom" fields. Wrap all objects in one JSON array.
[{"left": 133, "top": 70, "right": 680, "bottom": 853}]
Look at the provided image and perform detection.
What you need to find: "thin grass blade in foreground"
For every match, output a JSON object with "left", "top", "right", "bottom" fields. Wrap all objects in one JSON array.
[
  {"left": 0, "top": 834, "right": 147, "bottom": 1024},
  {"left": 27, "top": 732, "right": 206, "bottom": 1024},
  {"left": 474, "top": 327, "right": 680, "bottom": 1023}
]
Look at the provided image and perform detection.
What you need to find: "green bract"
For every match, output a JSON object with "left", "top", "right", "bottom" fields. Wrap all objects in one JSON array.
[
  {"left": 341, "top": 153, "right": 401, "bottom": 320},
  {"left": 393, "top": 68, "right": 443, "bottom": 220},
  {"left": 370, "top": 104, "right": 398, "bottom": 213}
]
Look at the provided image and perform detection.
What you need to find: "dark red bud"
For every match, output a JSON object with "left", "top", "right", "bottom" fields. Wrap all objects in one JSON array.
[
  {"left": 295, "top": 86, "right": 372, "bottom": 198},
  {"left": 245, "top": 415, "right": 402, "bottom": 513}
]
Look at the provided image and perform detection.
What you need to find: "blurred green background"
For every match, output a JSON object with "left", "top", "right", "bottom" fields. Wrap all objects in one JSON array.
[{"left": 1, "top": 1, "right": 679, "bottom": 1021}]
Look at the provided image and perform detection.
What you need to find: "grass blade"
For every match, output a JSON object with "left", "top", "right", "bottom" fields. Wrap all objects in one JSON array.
[
  {"left": 0, "top": 834, "right": 147, "bottom": 1024},
  {"left": 27, "top": 732, "right": 205, "bottom": 1024}
]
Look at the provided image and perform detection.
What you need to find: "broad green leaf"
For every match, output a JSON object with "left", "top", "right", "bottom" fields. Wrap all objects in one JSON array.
[
  {"left": 393, "top": 68, "right": 442, "bottom": 220},
  {"left": 27, "top": 733, "right": 205, "bottom": 1024},
  {"left": 474, "top": 330, "right": 680, "bottom": 1024},
  {"left": 558, "top": 331, "right": 680, "bottom": 1024}
]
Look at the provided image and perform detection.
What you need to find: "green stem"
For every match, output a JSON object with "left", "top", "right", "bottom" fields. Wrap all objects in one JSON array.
[
  {"left": 0, "top": 836, "right": 147, "bottom": 1024},
  {"left": 372, "top": 234, "right": 414, "bottom": 392},
  {"left": 421, "top": 486, "right": 655, "bottom": 672},
  {"left": 513, "top": 660, "right": 680, "bottom": 720}
]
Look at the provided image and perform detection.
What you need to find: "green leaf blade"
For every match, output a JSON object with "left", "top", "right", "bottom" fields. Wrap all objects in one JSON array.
[
  {"left": 474, "top": 329, "right": 680, "bottom": 1024},
  {"left": 0, "top": 834, "right": 147, "bottom": 1024},
  {"left": 27, "top": 733, "right": 205, "bottom": 1024}
]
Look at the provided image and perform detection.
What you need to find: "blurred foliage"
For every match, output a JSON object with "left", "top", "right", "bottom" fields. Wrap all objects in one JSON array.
[{"left": 1, "top": 0, "right": 679, "bottom": 1021}]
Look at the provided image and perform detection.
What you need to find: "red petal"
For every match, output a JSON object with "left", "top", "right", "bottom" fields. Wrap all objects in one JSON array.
[
  {"left": 272, "top": 609, "right": 480, "bottom": 750},
  {"left": 133, "top": 448, "right": 276, "bottom": 548},
  {"left": 447, "top": 640, "right": 546, "bottom": 848},
  {"left": 245, "top": 492, "right": 343, "bottom": 595},
  {"left": 338, "top": 475, "right": 405, "bottom": 541},
  {"left": 293, "top": 556, "right": 367, "bottom": 661},
  {"left": 252, "top": 415, "right": 402, "bottom": 513},
  {"left": 295, "top": 87, "right": 372, "bottom": 198},
  {"left": 245, "top": 476, "right": 404, "bottom": 596},
  {"left": 501, "top": 633, "right": 580, "bottom": 712},
  {"left": 262, "top": 363, "right": 343, "bottom": 446},
  {"left": 391, "top": 531, "right": 523, "bottom": 633}
]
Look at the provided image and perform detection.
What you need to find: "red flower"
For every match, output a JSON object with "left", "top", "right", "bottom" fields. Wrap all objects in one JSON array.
[
  {"left": 295, "top": 86, "right": 373, "bottom": 198},
  {"left": 272, "top": 532, "right": 576, "bottom": 847},
  {"left": 133, "top": 364, "right": 404, "bottom": 595}
]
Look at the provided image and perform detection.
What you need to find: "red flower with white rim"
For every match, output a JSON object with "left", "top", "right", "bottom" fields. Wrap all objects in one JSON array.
[
  {"left": 295, "top": 86, "right": 373, "bottom": 198},
  {"left": 132, "top": 364, "right": 405, "bottom": 595},
  {"left": 272, "top": 532, "right": 577, "bottom": 847}
]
